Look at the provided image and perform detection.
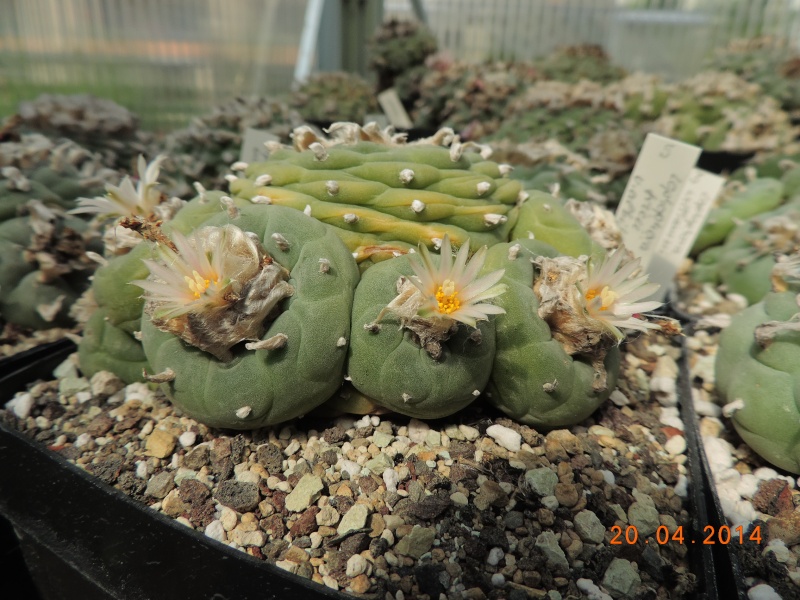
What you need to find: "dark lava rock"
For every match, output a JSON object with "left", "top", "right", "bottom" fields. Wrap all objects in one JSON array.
[
  {"left": 256, "top": 443, "right": 283, "bottom": 472},
  {"left": 214, "top": 480, "right": 260, "bottom": 512},
  {"left": 414, "top": 563, "right": 445, "bottom": 597}
]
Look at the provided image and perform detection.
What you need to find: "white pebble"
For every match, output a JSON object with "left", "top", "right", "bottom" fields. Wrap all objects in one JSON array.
[
  {"left": 694, "top": 399, "right": 722, "bottom": 418},
  {"left": 383, "top": 468, "right": 399, "bottom": 493},
  {"left": 346, "top": 554, "right": 367, "bottom": 577},
  {"left": 458, "top": 425, "right": 479, "bottom": 441},
  {"left": 664, "top": 435, "right": 687, "bottom": 456},
  {"left": 487, "top": 547, "right": 505, "bottom": 566},
  {"left": 179, "top": 431, "right": 197, "bottom": 447},
  {"left": 753, "top": 467, "right": 780, "bottom": 481},
  {"left": 75, "top": 433, "right": 92, "bottom": 448},
  {"left": 737, "top": 474, "right": 759, "bottom": 499},
  {"left": 600, "top": 470, "right": 616, "bottom": 485},
  {"left": 6, "top": 392, "right": 34, "bottom": 419},
  {"left": 76, "top": 391, "right": 93, "bottom": 404},
  {"left": 135, "top": 461, "right": 149, "bottom": 479},
  {"left": 205, "top": 520, "right": 227, "bottom": 543},
  {"left": 748, "top": 583, "right": 782, "bottom": 600},
  {"left": 486, "top": 424, "right": 521, "bottom": 452},
  {"left": 673, "top": 474, "right": 688, "bottom": 497},
  {"left": 576, "top": 578, "right": 612, "bottom": 600},
  {"left": 125, "top": 382, "right": 154, "bottom": 405},
  {"left": 339, "top": 460, "right": 361, "bottom": 479},
  {"left": 407, "top": 418, "right": 430, "bottom": 443},
  {"left": 490, "top": 573, "right": 505, "bottom": 587}
]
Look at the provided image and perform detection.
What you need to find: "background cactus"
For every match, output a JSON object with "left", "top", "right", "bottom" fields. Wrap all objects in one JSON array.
[
  {"left": 0, "top": 202, "right": 99, "bottom": 329},
  {"left": 160, "top": 96, "right": 302, "bottom": 199},
  {"left": 290, "top": 72, "right": 379, "bottom": 125},
  {"left": 10, "top": 93, "right": 152, "bottom": 170},
  {"left": 369, "top": 18, "right": 438, "bottom": 93},
  {"left": 716, "top": 289, "right": 800, "bottom": 473},
  {"left": 534, "top": 44, "right": 627, "bottom": 85},
  {"left": 692, "top": 197, "right": 800, "bottom": 304}
]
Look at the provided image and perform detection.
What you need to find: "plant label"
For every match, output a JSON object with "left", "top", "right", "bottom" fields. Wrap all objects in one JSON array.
[
  {"left": 377, "top": 88, "right": 413, "bottom": 130},
  {"left": 646, "top": 168, "right": 725, "bottom": 301}
]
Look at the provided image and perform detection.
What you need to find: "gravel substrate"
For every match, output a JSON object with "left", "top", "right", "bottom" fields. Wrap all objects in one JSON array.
[
  {"left": 677, "top": 271, "right": 800, "bottom": 600},
  {"left": 3, "top": 332, "right": 700, "bottom": 600},
  {"left": 0, "top": 323, "right": 77, "bottom": 358}
]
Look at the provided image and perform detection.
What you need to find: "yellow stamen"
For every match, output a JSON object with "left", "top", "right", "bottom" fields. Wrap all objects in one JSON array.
[
  {"left": 435, "top": 279, "right": 461, "bottom": 314},
  {"left": 185, "top": 270, "right": 213, "bottom": 299},
  {"left": 585, "top": 286, "right": 618, "bottom": 311}
]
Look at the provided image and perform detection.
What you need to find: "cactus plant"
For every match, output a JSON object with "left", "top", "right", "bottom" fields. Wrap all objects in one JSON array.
[
  {"left": 535, "top": 44, "right": 626, "bottom": 85},
  {"left": 369, "top": 18, "right": 438, "bottom": 93},
  {"left": 691, "top": 177, "right": 785, "bottom": 255},
  {"left": 229, "top": 123, "right": 522, "bottom": 268},
  {"left": 290, "top": 72, "right": 379, "bottom": 125},
  {"left": 137, "top": 202, "right": 360, "bottom": 429},
  {"left": 0, "top": 201, "right": 99, "bottom": 330},
  {"left": 692, "top": 197, "right": 800, "bottom": 304},
  {"left": 12, "top": 93, "right": 152, "bottom": 170},
  {"left": 347, "top": 235, "right": 505, "bottom": 418},
  {"left": 160, "top": 96, "right": 302, "bottom": 198},
  {"left": 716, "top": 282, "right": 800, "bottom": 473},
  {"left": 483, "top": 238, "right": 663, "bottom": 427}
]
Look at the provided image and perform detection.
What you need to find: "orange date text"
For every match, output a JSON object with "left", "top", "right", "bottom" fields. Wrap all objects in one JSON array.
[{"left": 609, "top": 524, "right": 762, "bottom": 545}]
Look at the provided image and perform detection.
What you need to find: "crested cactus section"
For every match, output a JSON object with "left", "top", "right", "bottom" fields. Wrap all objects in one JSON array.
[
  {"left": 347, "top": 236, "right": 504, "bottom": 419},
  {"left": 229, "top": 124, "right": 521, "bottom": 267},
  {"left": 137, "top": 203, "right": 360, "bottom": 429},
  {"left": 716, "top": 289, "right": 800, "bottom": 474}
]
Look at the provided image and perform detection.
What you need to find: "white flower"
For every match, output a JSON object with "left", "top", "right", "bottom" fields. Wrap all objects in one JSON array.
[
  {"left": 132, "top": 224, "right": 294, "bottom": 361},
  {"left": 72, "top": 155, "right": 167, "bottom": 219},
  {"left": 133, "top": 225, "right": 262, "bottom": 321},
  {"left": 578, "top": 246, "right": 662, "bottom": 340},
  {"left": 408, "top": 236, "right": 507, "bottom": 327},
  {"left": 375, "top": 235, "right": 507, "bottom": 359}
]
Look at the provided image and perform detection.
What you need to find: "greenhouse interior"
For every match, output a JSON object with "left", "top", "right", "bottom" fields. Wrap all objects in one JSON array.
[{"left": 3, "top": 0, "right": 800, "bottom": 599}]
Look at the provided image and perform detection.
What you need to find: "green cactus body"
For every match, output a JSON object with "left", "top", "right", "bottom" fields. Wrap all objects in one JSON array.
[
  {"left": 692, "top": 198, "right": 800, "bottom": 304},
  {"left": 79, "top": 308, "right": 150, "bottom": 384},
  {"left": 510, "top": 192, "right": 604, "bottom": 260},
  {"left": 347, "top": 253, "right": 494, "bottom": 419},
  {"left": 484, "top": 240, "right": 620, "bottom": 428},
  {"left": 691, "top": 178, "right": 784, "bottom": 254},
  {"left": 0, "top": 213, "right": 96, "bottom": 329},
  {"left": 231, "top": 143, "right": 521, "bottom": 258},
  {"left": 140, "top": 204, "right": 360, "bottom": 429},
  {"left": 716, "top": 291, "right": 800, "bottom": 473}
]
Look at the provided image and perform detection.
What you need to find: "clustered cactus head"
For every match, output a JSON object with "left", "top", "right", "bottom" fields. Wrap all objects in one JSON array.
[
  {"left": 373, "top": 235, "right": 506, "bottom": 358},
  {"left": 290, "top": 72, "right": 379, "bottom": 125},
  {"left": 133, "top": 223, "right": 294, "bottom": 362}
]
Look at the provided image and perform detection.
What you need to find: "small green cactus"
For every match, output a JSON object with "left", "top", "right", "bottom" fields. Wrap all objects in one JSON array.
[
  {"left": 347, "top": 236, "right": 503, "bottom": 418},
  {"left": 137, "top": 202, "right": 360, "bottom": 429},
  {"left": 369, "top": 18, "right": 438, "bottom": 93},
  {"left": 483, "top": 239, "right": 622, "bottom": 427},
  {"left": 290, "top": 72, "right": 379, "bottom": 125},
  {"left": 691, "top": 178, "right": 784, "bottom": 255},
  {"left": 692, "top": 198, "right": 800, "bottom": 304},
  {"left": 716, "top": 288, "right": 800, "bottom": 473},
  {"left": 0, "top": 202, "right": 98, "bottom": 330}
]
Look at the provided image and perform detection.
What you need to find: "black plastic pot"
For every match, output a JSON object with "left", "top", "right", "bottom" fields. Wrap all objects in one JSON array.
[
  {"left": 0, "top": 341, "right": 348, "bottom": 600},
  {"left": 0, "top": 335, "right": 725, "bottom": 600}
]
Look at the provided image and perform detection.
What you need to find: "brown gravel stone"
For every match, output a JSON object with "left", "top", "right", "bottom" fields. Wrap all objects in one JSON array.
[
  {"left": 179, "top": 478, "right": 211, "bottom": 504},
  {"left": 753, "top": 479, "right": 792, "bottom": 516},
  {"left": 350, "top": 573, "right": 371, "bottom": 594},
  {"left": 86, "top": 414, "right": 114, "bottom": 437},
  {"left": 290, "top": 506, "right": 320, "bottom": 537},
  {"left": 145, "top": 429, "right": 177, "bottom": 459},
  {"left": 183, "top": 445, "right": 209, "bottom": 469},
  {"left": 554, "top": 483, "right": 580, "bottom": 507}
]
